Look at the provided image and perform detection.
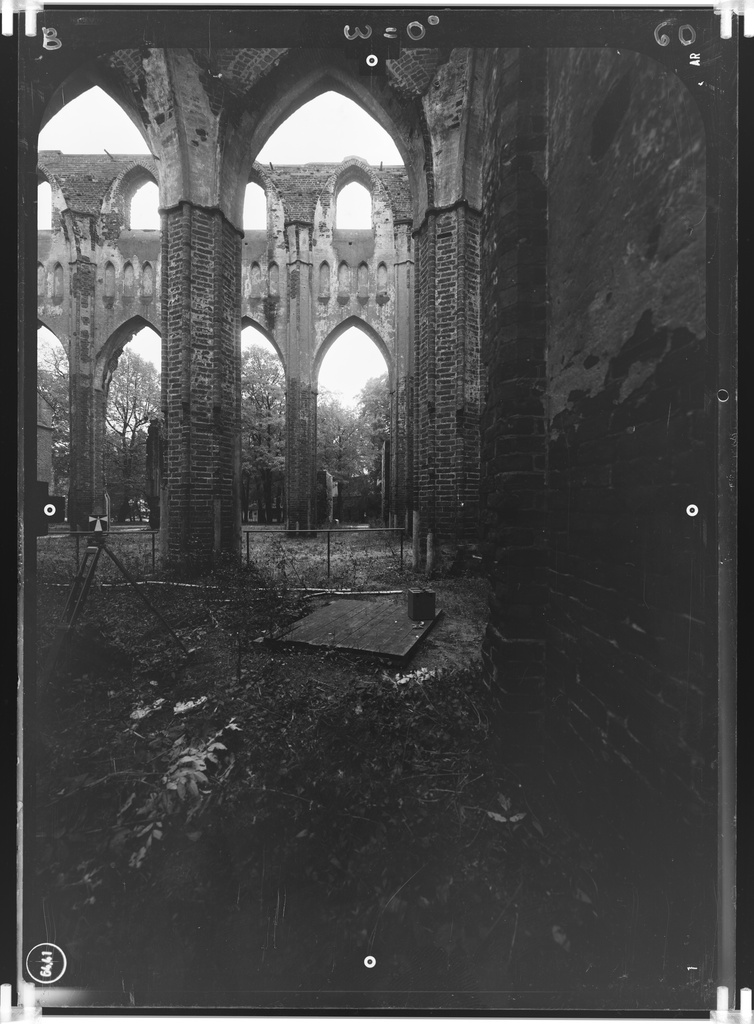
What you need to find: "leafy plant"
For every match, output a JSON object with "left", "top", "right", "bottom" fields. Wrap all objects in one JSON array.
[{"left": 116, "top": 719, "right": 242, "bottom": 869}]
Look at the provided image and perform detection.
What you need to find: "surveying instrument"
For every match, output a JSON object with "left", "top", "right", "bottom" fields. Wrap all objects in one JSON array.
[{"left": 39, "top": 514, "right": 188, "bottom": 687}]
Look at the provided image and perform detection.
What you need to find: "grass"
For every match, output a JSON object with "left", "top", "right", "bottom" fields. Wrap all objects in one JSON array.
[{"left": 37, "top": 525, "right": 408, "bottom": 591}]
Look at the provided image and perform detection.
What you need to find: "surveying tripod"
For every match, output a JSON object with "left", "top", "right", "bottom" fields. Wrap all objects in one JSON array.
[{"left": 39, "top": 532, "right": 188, "bottom": 687}]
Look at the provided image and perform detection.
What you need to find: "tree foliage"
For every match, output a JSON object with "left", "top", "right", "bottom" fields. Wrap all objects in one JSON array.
[
  {"left": 358, "top": 372, "right": 391, "bottom": 484},
  {"left": 104, "top": 349, "right": 161, "bottom": 521},
  {"left": 241, "top": 344, "right": 286, "bottom": 523},
  {"left": 317, "top": 389, "right": 371, "bottom": 482},
  {"left": 317, "top": 374, "right": 391, "bottom": 521}
]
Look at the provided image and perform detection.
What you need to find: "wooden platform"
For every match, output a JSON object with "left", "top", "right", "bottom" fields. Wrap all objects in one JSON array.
[{"left": 267, "top": 597, "right": 442, "bottom": 663}]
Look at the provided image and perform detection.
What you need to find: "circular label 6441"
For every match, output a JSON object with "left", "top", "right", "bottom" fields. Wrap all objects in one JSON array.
[{"left": 25, "top": 943, "right": 67, "bottom": 984}]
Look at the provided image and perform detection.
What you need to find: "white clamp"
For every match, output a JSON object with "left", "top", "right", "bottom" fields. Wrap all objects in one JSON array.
[
  {"left": 714, "top": 0, "right": 754, "bottom": 38},
  {"left": 0, "top": 982, "right": 40, "bottom": 1021},
  {"left": 1, "top": 0, "right": 43, "bottom": 37},
  {"left": 711, "top": 986, "right": 753, "bottom": 1022}
]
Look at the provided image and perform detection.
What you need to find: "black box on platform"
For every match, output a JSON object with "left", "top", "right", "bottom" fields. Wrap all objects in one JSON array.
[{"left": 408, "top": 589, "right": 435, "bottom": 621}]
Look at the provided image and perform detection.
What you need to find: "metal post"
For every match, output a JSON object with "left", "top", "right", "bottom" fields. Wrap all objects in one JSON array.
[
  {"left": 400, "top": 531, "right": 404, "bottom": 571},
  {"left": 151, "top": 531, "right": 155, "bottom": 573},
  {"left": 327, "top": 530, "right": 331, "bottom": 578}
]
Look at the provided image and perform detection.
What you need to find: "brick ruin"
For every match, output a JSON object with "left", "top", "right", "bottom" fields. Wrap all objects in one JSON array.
[
  {"left": 28, "top": 39, "right": 722, "bottom": 962},
  {"left": 38, "top": 152, "right": 415, "bottom": 539}
]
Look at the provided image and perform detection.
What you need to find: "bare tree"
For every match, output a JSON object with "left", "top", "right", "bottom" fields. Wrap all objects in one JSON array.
[{"left": 104, "top": 349, "right": 160, "bottom": 521}]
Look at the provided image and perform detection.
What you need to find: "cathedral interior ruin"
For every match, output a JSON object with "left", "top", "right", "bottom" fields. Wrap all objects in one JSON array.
[{"left": 21, "top": 7, "right": 736, "bottom": 1009}]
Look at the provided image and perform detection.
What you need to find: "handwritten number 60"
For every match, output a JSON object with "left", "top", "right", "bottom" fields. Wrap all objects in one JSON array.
[{"left": 654, "top": 20, "right": 696, "bottom": 46}]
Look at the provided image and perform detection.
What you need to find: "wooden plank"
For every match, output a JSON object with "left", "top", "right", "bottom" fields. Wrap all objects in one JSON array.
[
  {"left": 281, "top": 600, "right": 364, "bottom": 644},
  {"left": 332, "top": 601, "right": 397, "bottom": 649},
  {"left": 338, "top": 601, "right": 406, "bottom": 652},
  {"left": 269, "top": 597, "right": 442, "bottom": 662}
]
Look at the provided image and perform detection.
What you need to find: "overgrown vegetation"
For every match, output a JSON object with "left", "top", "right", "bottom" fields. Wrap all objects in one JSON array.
[{"left": 32, "top": 542, "right": 706, "bottom": 1009}]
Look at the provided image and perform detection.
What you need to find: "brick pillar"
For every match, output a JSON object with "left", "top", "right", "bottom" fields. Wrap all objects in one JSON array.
[
  {"left": 285, "top": 223, "right": 316, "bottom": 531},
  {"left": 391, "top": 223, "right": 414, "bottom": 530},
  {"left": 67, "top": 256, "right": 100, "bottom": 530},
  {"left": 161, "top": 202, "right": 242, "bottom": 564},
  {"left": 478, "top": 49, "right": 549, "bottom": 752},
  {"left": 285, "top": 379, "right": 316, "bottom": 531},
  {"left": 412, "top": 202, "right": 482, "bottom": 562}
]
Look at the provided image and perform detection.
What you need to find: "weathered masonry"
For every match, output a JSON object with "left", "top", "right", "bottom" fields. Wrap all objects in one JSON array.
[
  {"left": 38, "top": 152, "right": 415, "bottom": 536},
  {"left": 25, "top": 25, "right": 730, "bottom": 978}
]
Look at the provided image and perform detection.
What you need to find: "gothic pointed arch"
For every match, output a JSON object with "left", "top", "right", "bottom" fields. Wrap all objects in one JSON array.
[
  {"left": 314, "top": 315, "right": 393, "bottom": 389},
  {"left": 95, "top": 313, "right": 161, "bottom": 391},
  {"left": 37, "top": 317, "right": 69, "bottom": 357},
  {"left": 39, "top": 62, "right": 154, "bottom": 152},
  {"left": 101, "top": 160, "right": 161, "bottom": 229},
  {"left": 237, "top": 52, "right": 429, "bottom": 220},
  {"left": 316, "top": 156, "right": 398, "bottom": 232},
  {"left": 241, "top": 315, "right": 285, "bottom": 371}
]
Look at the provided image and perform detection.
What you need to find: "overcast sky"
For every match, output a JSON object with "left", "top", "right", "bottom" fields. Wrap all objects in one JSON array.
[
  {"left": 38, "top": 87, "right": 399, "bottom": 403},
  {"left": 38, "top": 86, "right": 403, "bottom": 164}
]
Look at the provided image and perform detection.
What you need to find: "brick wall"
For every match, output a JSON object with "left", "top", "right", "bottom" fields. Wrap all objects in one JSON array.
[
  {"left": 544, "top": 49, "right": 713, "bottom": 863},
  {"left": 479, "top": 46, "right": 714, "bottom": 975}
]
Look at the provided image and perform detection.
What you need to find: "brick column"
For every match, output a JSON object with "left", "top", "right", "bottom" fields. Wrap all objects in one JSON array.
[
  {"left": 478, "top": 49, "right": 549, "bottom": 751},
  {"left": 67, "top": 256, "right": 100, "bottom": 530},
  {"left": 391, "top": 223, "right": 414, "bottom": 530},
  {"left": 412, "top": 202, "right": 482, "bottom": 563},
  {"left": 161, "top": 202, "right": 242, "bottom": 564},
  {"left": 285, "top": 380, "right": 316, "bottom": 531},
  {"left": 285, "top": 223, "right": 316, "bottom": 531}
]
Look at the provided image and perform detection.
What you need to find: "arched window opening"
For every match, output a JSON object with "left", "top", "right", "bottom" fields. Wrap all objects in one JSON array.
[
  {"left": 37, "top": 182, "right": 52, "bottom": 230},
  {"left": 336, "top": 181, "right": 372, "bottom": 229},
  {"left": 243, "top": 182, "right": 267, "bottom": 232},
  {"left": 103, "top": 324, "right": 161, "bottom": 525},
  {"left": 39, "top": 85, "right": 151, "bottom": 155},
  {"left": 37, "top": 325, "right": 69, "bottom": 496},
  {"left": 141, "top": 262, "right": 154, "bottom": 299},
  {"left": 241, "top": 323, "right": 286, "bottom": 525},
  {"left": 37, "top": 264, "right": 46, "bottom": 299},
  {"left": 256, "top": 91, "right": 403, "bottom": 166},
  {"left": 129, "top": 181, "right": 159, "bottom": 230},
  {"left": 104, "top": 262, "right": 116, "bottom": 299},
  {"left": 319, "top": 261, "right": 331, "bottom": 298},
  {"left": 123, "top": 262, "right": 135, "bottom": 297},
  {"left": 123, "top": 325, "right": 161, "bottom": 369},
  {"left": 318, "top": 326, "right": 388, "bottom": 408},
  {"left": 317, "top": 325, "right": 391, "bottom": 524},
  {"left": 52, "top": 264, "right": 64, "bottom": 304},
  {"left": 241, "top": 323, "right": 278, "bottom": 357}
]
